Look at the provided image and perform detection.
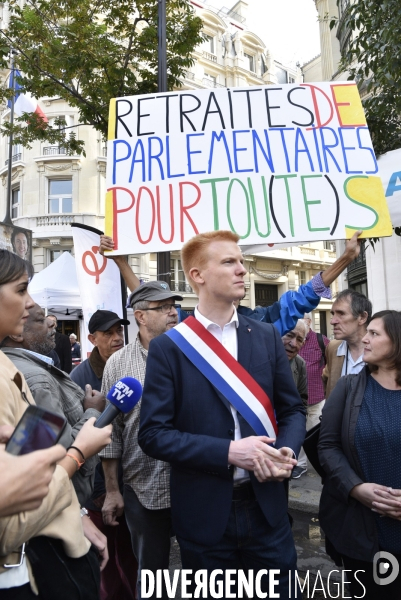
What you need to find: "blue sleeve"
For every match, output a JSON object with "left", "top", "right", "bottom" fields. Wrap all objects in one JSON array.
[
  {"left": 177, "top": 308, "right": 194, "bottom": 323},
  {"left": 238, "top": 281, "right": 320, "bottom": 336}
]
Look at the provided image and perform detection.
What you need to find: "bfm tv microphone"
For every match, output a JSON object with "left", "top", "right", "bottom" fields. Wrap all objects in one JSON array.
[{"left": 94, "top": 377, "right": 143, "bottom": 428}]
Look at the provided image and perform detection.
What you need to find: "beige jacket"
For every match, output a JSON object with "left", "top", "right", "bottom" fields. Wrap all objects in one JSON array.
[
  {"left": 0, "top": 351, "right": 90, "bottom": 591},
  {"left": 322, "top": 340, "right": 344, "bottom": 399}
]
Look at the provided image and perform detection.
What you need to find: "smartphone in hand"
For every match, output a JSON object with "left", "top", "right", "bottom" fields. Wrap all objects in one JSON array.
[{"left": 6, "top": 405, "right": 67, "bottom": 456}]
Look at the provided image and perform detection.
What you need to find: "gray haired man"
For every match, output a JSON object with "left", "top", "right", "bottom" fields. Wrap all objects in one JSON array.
[{"left": 323, "top": 289, "right": 372, "bottom": 398}]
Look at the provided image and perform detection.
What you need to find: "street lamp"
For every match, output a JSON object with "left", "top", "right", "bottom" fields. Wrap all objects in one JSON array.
[
  {"left": 4, "top": 50, "right": 17, "bottom": 225},
  {"left": 156, "top": 0, "right": 171, "bottom": 286}
]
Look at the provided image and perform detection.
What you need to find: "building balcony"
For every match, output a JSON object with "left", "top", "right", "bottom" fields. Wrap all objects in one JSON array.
[
  {"left": 5, "top": 153, "right": 22, "bottom": 165},
  {"left": 202, "top": 77, "right": 225, "bottom": 88},
  {"left": 43, "top": 146, "right": 68, "bottom": 156},
  {"left": 217, "top": 6, "right": 246, "bottom": 24},
  {"left": 183, "top": 70, "right": 195, "bottom": 81},
  {"left": 33, "top": 152, "right": 81, "bottom": 172},
  {"left": 11, "top": 212, "right": 105, "bottom": 237},
  {"left": 300, "top": 247, "right": 317, "bottom": 257},
  {"left": 203, "top": 51, "right": 217, "bottom": 63},
  {"left": 36, "top": 214, "right": 75, "bottom": 227},
  {"left": 172, "top": 282, "right": 193, "bottom": 294}
]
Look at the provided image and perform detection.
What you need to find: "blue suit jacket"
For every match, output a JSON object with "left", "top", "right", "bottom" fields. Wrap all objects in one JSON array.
[{"left": 138, "top": 315, "right": 306, "bottom": 546}]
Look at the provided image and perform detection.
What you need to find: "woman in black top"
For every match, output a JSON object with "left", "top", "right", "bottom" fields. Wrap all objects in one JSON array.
[{"left": 319, "top": 310, "right": 401, "bottom": 600}]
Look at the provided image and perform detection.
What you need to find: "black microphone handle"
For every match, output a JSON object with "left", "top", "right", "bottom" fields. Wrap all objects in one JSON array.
[{"left": 94, "top": 404, "right": 121, "bottom": 428}]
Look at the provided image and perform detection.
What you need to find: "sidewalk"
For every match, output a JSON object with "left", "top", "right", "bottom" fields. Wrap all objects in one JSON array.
[
  {"left": 289, "top": 460, "right": 322, "bottom": 514},
  {"left": 168, "top": 464, "right": 340, "bottom": 600}
]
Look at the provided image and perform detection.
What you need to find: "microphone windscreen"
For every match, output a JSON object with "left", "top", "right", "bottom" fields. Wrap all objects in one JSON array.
[{"left": 106, "top": 377, "right": 143, "bottom": 414}]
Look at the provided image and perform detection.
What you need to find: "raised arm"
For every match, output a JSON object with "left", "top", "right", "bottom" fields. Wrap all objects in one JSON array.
[
  {"left": 238, "top": 230, "right": 363, "bottom": 336},
  {"left": 320, "top": 230, "right": 362, "bottom": 287},
  {"left": 99, "top": 235, "right": 140, "bottom": 292}
]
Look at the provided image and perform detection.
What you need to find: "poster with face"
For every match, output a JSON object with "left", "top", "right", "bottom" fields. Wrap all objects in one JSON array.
[{"left": 0, "top": 222, "right": 32, "bottom": 263}]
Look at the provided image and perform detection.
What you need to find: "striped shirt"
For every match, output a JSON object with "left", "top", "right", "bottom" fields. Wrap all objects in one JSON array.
[{"left": 99, "top": 334, "right": 170, "bottom": 510}]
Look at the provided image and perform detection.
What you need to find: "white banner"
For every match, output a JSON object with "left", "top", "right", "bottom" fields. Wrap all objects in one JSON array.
[
  {"left": 377, "top": 148, "right": 401, "bottom": 227},
  {"left": 105, "top": 82, "right": 393, "bottom": 254},
  {"left": 71, "top": 225, "right": 125, "bottom": 358}
]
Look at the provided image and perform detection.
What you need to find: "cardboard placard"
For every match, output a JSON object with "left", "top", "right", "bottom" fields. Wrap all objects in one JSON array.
[{"left": 105, "top": 82, "right": 393, "bottom": 254}]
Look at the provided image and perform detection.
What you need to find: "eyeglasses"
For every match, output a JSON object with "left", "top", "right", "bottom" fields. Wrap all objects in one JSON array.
[{"left": 141, "top": 304, "right": 180, "bottom": 314}]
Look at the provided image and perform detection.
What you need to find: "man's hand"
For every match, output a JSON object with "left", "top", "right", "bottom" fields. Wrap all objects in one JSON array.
[
  {"left": 228, "top": 436, "right": 297, "bottom": 472},
  {"left": 321, "top": 230, "right": 363, "bottom": 287},
  {"left": 102, "top": 490, "right": 124, "bottom": 526},
  {"left": 99, "top": 235, "right": 140, "bottom": 292},
  {"left": 83, "top": 384, "right": 106, "bottom": 412},
  {"left": 372, "top": 487, "right": 401, "bottom": 521},
  {"left": 99, "top": 235, "right": 115, "bottom": 255},
  {"left": 344, "top": 230, "right": 362, "bottom": 262},
  {"left": 81, "top": 515, "right": 109, "bottom": 571},
  {"left": 252, "top": 447, "right": 296, "bottom": 482}
]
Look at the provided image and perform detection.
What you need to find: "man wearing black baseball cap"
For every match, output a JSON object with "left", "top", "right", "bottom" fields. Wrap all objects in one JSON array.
[
  {"left": 70, "top": 309, "right": 139, "bottom": 600},
  {"left": 70, "top": 309, "right": 130, "bottom": 392}
]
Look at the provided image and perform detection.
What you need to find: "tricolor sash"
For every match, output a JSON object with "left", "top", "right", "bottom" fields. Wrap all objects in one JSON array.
[{"left": 166, "top": 316, "right": 278, "bottom": 438}]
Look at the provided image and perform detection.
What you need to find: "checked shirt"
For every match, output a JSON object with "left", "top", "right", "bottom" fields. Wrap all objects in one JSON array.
[{"left": 99, "top": 334, "right": 170, "bottom": 510}]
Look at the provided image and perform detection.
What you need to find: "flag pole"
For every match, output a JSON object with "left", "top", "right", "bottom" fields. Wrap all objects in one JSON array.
[
  {"left": 156, "top": 0, "right": 171, "bottom": 287},
  {"left": 4, "top": 50, "right": 15, "bottom": 226}
]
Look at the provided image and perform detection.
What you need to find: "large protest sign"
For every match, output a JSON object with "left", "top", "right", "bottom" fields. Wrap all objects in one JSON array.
[
  {"left": 71, "top": 224, "right": 125, "bottom": 358},
  {"left": 104, "top": 82, "right": 393, "bottom": 254}
]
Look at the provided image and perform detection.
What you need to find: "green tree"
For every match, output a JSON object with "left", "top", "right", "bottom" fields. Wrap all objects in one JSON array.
[
  {"left": 331, "top": 0, "right": 401, "bottom": 157},
  {"left": 0, "top": 0, "right": 204, "bottom": 154}
]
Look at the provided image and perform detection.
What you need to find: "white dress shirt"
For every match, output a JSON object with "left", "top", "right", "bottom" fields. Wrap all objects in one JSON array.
[
  {"left": 337, "top": 340, "right": 365, "bottom": 376},
  {"left": 194, "top": 306, "right": 248, "bottom": 482}
]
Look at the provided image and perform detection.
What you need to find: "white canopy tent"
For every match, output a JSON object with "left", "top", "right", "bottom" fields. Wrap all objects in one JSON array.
[
  {"left": 29, "top": 252, "right": 82, "bottom": 319},
  {"left": 28, "top": 251, "right": 137, "bottom": 342}
]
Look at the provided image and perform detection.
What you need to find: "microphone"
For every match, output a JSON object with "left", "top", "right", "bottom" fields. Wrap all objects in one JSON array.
[{"left": 94, "top": 377, "right": 143, "bottom": 428}]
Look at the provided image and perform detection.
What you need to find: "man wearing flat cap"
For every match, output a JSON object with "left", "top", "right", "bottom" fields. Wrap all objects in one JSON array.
[
  {"left": 99, "top": 281, "right": 183, "bottom": 600},
  {"left": 70, "top": 309, "right": 130, "bottom": 392}
]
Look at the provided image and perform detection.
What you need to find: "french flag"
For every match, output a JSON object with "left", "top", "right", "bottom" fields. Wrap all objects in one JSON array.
[{"left": 8, "top": 69, "right": 48, "bottom": 122}]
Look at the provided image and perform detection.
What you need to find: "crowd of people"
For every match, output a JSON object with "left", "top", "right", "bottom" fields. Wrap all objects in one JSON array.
[{"left": 0, "top": 229, "right": 400, "bottom": 600}]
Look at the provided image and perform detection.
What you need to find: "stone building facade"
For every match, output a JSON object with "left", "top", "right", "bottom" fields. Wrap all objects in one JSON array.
[
  {"left": 304, "top": 0, "right": 401, "bottom": 311},
  {"left": 0, "top": 0, "right": 336, "bottom": 335}
]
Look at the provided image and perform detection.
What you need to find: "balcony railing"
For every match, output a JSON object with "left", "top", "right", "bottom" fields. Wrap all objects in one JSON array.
[
  {"left": 43, "top": 146, "right": 67, "bottom": 156},
  {"left": 300, "top": 247, "right": 316, "bottom": 256},
  {"left": 217, "top": 7, "right": 246, "bottom": 24},
  {"left": 202, "top": 78, "right": 224, "bottom": 89},
  {"left": 172, "top": 282, "right": 193, "bottom": 293},
  {"left": 203, "top": 51, "right": 217, "bottom": 63},
  {"left": 183, "top": 70, "right": 195, "bottom": 81},
  {"left": 5, "top": 153, "right": 22, "bottom": 165},
  {"left": 36, "top": 214, "right": 75, "bottom": 227}
]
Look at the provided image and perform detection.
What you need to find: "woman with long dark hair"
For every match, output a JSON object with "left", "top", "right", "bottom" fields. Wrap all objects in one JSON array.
[
  {"left": 0, "top": 250, "right": 112, "bottom": 599},
  {"left": 319, "top": 310, "right": 401, "bottom": 599}
]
